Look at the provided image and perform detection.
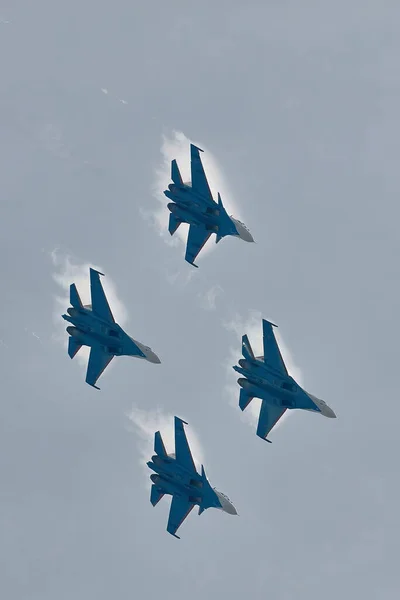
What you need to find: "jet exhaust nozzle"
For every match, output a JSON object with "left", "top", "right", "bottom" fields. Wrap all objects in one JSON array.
[
  {"left": 150, "top": 474, "right": 161, "bottom": 484},
  {"left": 67, "top": 307, "right": 80, "bottom": 317},
  {"left": 167, "top": 202, "right": 177, "bottom": 213},
  {"left": 66, "top": 326, "right": 79, "bottom": 337},
  {"left": 237, "top": 377, "right": 249, "bottom": 389},
  {"left": 238, "top": 359, "right": 251, "bottom": 370}
]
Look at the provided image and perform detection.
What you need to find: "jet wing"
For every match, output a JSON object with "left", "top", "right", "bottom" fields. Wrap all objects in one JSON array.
[
  {"left": 167, "top": 494, "right": 195, "bottom": 539},
  {"left": 256, "top": 400, "right": 287, "bottom": 442},
  {"left": 89, "top": 268, "right": 115, "bottom": 323},
  {"left": 185, "top": 224, "right": 212, "bottom": 267},
  {"left": 174, "top": 416, "right": 197, "bottom": 473},
  {"left": 85, "top": 346, "right": 114, "bottom": 389},
  {"left": 190, "top": 144, "right": 214, "bottom": 204},
  {"left": 262, "top": 319, "right": 288, "bottom": 376}
]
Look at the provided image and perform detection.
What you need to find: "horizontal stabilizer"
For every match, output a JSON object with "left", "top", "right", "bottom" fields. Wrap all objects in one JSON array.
[
  {"left": 68, "top": 337, "right": 82, "bottom": 359},
  {"left": 154, "top": 431, "right": 167, "bottom": 456},
  {"left": 171, "top": 159, "right": 183, "bottom": 185},
  {"left": 239, "top": 389, "right": 253, "bottom": 411},
  {"left": 168, "top": 213, "right": 181, "bottom": 236},
  {"left": 69, "top": 283, "right": 83, "bottom": 309},
  {"left": 150, "top": 484, "right": 165, "bottom": 507}
]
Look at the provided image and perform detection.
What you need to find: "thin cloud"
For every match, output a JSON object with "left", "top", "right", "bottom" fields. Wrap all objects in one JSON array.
[
  {"left": 198, "top": 285, "right": 224, "bottom": 311},
  {"left": 127, "top": 406, "right": 205, "bottom": 485},
  {"left": 50, "top": 249, "right": 127, "bottom": 369},
  {"left": 223, "top": 310, "right": 304, "bottom": 433},
  {"left": 147, "top": 130, "right": 243, "bottom": 260}
]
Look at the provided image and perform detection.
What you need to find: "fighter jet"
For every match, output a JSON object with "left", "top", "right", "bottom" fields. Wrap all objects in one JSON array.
[
  {"left": 147, "top": 416, "right": 237, "bottom": 539},
  {"left": 233, "top": 319, "right": 336, "bottom": 442},
  {"left": 164, "top": 143, "right": 254, "bottom": 267},
  {"left": 62, "top": 268, "right": 160, "bottom": 389}
]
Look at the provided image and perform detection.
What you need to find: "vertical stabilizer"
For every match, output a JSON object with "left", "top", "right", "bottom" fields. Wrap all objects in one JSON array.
[
  {"left": 154, "top": 431, "right": 167, "bottom": 456},
  {"left": 242, "top": 334, "right": 255, "bottom": 361},
  {"left": 69, "top": 283, "right": 83, "bottom": 309},
  {"left": 171, "top": 159, "right": 183, "bottom": 185}
]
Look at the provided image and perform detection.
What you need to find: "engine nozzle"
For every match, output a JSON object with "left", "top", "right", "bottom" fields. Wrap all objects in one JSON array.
[
  {"left": 238, "top": 359, "right": 251, "bottom": 370},
  {"left": 66, "top": 326, "right": 79, "bottom": 337},
  {"left": 150, "top": 474, "right": 161, "bottom": 485},
  {"left": 167, "top": 202, "right": 177, "bottom": 213},
  {"left": 237, "top": 377, "right": 249, "bottom": 389}
]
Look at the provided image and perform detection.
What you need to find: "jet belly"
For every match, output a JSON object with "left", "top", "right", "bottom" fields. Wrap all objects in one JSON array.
[
  {"left": 167, "top": 202, "right": 219, "bottom": 229},
  {"left": 165, "top": 184, "right": 212, "bottom": 206},
  {"left": 150, "top": 473, "right": 201, "bottom": 499},
  {"left": 148, "top": 456, "right": 189, "bottom": 480},
  {"left": 235, "top": 365, "right": 296, "bottom": 401},
  {"left": 238, "top": 377, "right": 290, "bottom": 407}
]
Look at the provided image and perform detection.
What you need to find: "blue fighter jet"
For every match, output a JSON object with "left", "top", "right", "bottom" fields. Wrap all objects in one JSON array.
[
  {"left": 62, "top": 268, "right": 161, "bottom": 389},
  {"left": 147, "top": 416, "right": 237, "bottom": 539},
  {"left": 164, "top": 143, "right": 254, "bottom": 267},
  {"left": 233, "top": 319, "right": 336, "bottom": 442}
]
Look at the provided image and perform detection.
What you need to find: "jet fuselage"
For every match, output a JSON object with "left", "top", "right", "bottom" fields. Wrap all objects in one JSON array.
[
  {"left": 62, "top": 307, "right": 144, "bottom": 357},
  {"left": 233, "top": 359, "right": 320, "bottom": 413},
  {"left": 147, "top": 455, "right": 222, "bottom": 509},
  {"left": 165, "top": 184, "right": 239, "bottom": 237}
]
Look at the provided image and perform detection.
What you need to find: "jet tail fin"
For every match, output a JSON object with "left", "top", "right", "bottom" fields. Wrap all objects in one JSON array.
[
  {"left": 171, "top": 159, "right": 183, "bottom": 185},
  {"left": 70, "top": 283, "right": 83, "bottom": 309},
  {"left": 242, "top": 334, "right": 255, "bottom": 361},
  {"left": 168, "top": 213, "right": 181, "bottom": 236},
  {"left": 68, "top": 337, "right": 82, "bottom": 359},
  {"left": 154, "top": 430, "right": 167, "bottom": 457}
]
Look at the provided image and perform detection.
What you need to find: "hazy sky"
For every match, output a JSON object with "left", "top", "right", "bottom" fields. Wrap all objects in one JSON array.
[{"left": 1, "top": 2, "right": 400, "bottom": 599}]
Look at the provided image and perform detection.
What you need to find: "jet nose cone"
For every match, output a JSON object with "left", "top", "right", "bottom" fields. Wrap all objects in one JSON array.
[
  {"left": 224, "top": 502, "right": 238, "bottom": 516},
  {"left": 147, "top": 350, "right": 161, "bottom": 364},
  {"left": 324, "top": 406, "right": 337, "bottom": 418},
  {"left": 231, "top": 218, "right": 254, "bottom": 242},
  {"left": 216, "top": 491, "right": 238, "bottom": 515}
]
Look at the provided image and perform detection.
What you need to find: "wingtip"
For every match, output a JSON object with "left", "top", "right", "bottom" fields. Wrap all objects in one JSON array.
[{"left": 87, "top": 383, "right": 101, "bottom": 390}]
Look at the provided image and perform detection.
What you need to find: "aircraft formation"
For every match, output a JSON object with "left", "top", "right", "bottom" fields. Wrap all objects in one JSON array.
[{"left": 62, "top": 143, "right": 336, "bottom": 538}]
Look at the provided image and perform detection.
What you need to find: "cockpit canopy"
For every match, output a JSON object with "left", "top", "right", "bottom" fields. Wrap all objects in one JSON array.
[
  {"left": 230, "top": 216, "right": 249, "bottom": 231},
  {"left": 214, "top": 489, "right": 232, "bottom": 503}
]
